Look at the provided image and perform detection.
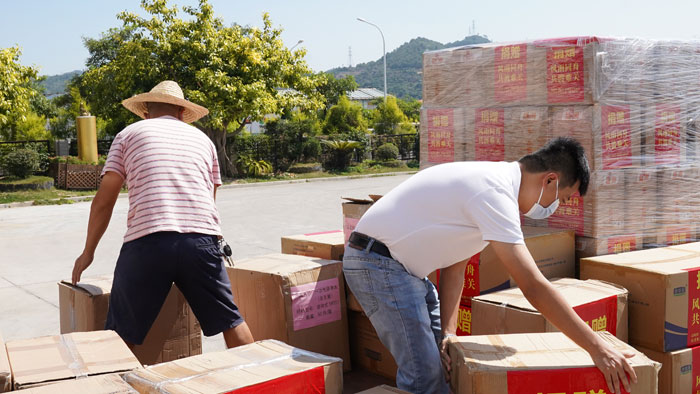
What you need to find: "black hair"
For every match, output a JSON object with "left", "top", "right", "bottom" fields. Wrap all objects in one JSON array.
[{"left": 518, "top": 137, "right": 590, "bottom": 196}]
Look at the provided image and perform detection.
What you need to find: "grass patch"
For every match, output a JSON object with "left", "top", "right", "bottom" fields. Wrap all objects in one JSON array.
[
  {"left": 227, "top": 162, "right": 416, "bottom": 184},
  {"left": 0, "top": 175, "right": 53, "bottom": 185},
  {"left": 0, "top": 188, "right": 96, "bottom": 205}
]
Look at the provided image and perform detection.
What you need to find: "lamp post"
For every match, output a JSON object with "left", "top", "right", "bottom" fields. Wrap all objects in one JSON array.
[
  {"left": 290, "top": 39, "right": 304, "bottom": 51},
  {"left": 357, "top": 17, "right": 386, "bottom": 102}
]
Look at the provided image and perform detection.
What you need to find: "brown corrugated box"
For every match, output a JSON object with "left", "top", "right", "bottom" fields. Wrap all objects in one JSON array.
[
  {"left": 123, "top": 339, "right": 343, "bottom": 393},
  {"left": 503, "top": 106, "right": 551, "bottom": 161},
  {"left": 624, "top": 167, "right": 658, "bottom": 235},
  {"left": 11, "top": 374, "right": 136, "bottom": 393},
  {"left": 635, "top": 344, "right": 700, "bottom": 394},
  {"left": 472, "top": 278, "right": 628, "bottom": 341},
  {"left": 449, "top": 331, "right": 659, "bottom": 394},
  {"left": 356, "top": 385, "right": 409, "bottom": 394},
  {"left": 6, "top": 331, "right": 141, "bottom": 390},
  {"left": 281, "top": 230, "right": 345, "bottom": 261},
  {"left": 656, "top": 165, "right": 700, "bottom": 245},
  {"left": 0, "top": 334, "right": 10, "bottom": 393},
  {"left": 341, "top": 195, "right": 382, "bottom": 245},
  {"left": 58, "top": 277, "right": 201, "bottom": 366},
  {"left": 348, "top": 310, "right": 397, "bottom": 381},
  {"left": 581, "top": 242, "right": 700, "bottom": 352},
  {"left": 226, "top": 253, "right": 351, "bottom": 371}
]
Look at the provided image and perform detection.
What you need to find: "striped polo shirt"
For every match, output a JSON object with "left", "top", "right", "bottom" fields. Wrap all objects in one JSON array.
[{"left": 102, "top": 115, "right": 222, "bottom": 242}]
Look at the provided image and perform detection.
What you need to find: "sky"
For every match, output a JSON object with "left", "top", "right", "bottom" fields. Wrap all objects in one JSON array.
[{"left": 2, "top": 0, "right": 700, "bottom": 76}]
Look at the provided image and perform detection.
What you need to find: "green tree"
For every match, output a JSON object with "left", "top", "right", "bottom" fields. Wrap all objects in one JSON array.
[
  {"left": 372, "top": 96, "right": 408, "bottom": 135},
  {"left": 396, "top": 97, "right": 421, "bottom": 122},
  {"left": 0, "top": 46, "right": 41, "bottom": 140},
  {"left": 78, "top": 0, "right": 322, "bottom": 176},
  {"left": 323, "top": 96, "right": 366, "bottom": 135},
  {"left": 314, "top": 72, "right": 358, "bottom": 117}
]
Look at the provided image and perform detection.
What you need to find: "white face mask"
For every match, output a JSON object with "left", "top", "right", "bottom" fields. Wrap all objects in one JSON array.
[{"left": 524, "top": 178, "right": 559, "bottom": 219}]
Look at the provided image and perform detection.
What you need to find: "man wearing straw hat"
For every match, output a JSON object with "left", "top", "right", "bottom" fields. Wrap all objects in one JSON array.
[{"left": 71, "top": 80, "right": 254, "bottom": 349}]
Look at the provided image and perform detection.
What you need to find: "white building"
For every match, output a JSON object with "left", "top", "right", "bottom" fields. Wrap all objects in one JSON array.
[{"left": 347, "top": 88, "right": 385, "bottom": 109}]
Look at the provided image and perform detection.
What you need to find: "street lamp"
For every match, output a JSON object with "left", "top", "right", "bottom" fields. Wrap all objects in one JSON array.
[
  {"left": 357, "top": 17, "right": 386, "bottom": 102},
  {"left": 290, "top": 39, "right": 304, "bottom": 51}
]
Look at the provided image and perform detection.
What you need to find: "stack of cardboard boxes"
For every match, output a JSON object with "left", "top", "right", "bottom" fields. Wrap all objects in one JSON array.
[
  {"left": 421, "top": 37, "right": 700, "bottom": 263},
  {"left": 581, "top": 242, "right": 700, "bottom": 393}
]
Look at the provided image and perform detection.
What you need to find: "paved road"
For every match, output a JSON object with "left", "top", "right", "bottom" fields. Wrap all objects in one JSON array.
[{"left": 0, "top": 174, "right": 411, "bottom": 354}]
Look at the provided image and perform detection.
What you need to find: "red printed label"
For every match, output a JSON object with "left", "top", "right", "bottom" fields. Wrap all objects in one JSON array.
[
  {"left": 548, "top": 192, "right": 585, "bottom": 236},
  {"left": 693, "top": 346, "right": 700, "bottom": 393},
  {"left": 230, "top": 365, "right": 325, "bottom": 393},
  {"left": 601, "top": 105, "right": 633, "bottom": 169},
  {"left": 572, "top": 295, "right": 618, "bottom": 336},
  {"left": 607, "top": 236, "right": 637, "bottom": 254},
  {"left": 547, "top": 46, "right": 585, "bottom": 103},
  {"left": 475, "top": 108, "right": 505, "bottom": 161},
  {"left": 686, "top": 268, "right": 700, "bottom": 347},
  {"left": 343, "top": 217, "right": 360, "bottom": 244},
  {"left": 291, "top": 278, "right": 341, "bottom": 331},
  {"left": 507, "top": 367, "right": 628, "bottom": 394},
  {"left": 494, "top": 44, "right": 527, "bottom": 102},
  {"left": 654, "top": 104, "right": 682, "bottom": 165},
  {"left": 427, "top": 109, "right": 455, "bottom": 163},
  {"left": 666, "top": 226, "right": 693, "bottom": 246},
  {"left": 457, "top": 303, "right": 472, "bottom": 336},
  {"left": 462, "top": 253, "right": 481, "bottom": 302}
]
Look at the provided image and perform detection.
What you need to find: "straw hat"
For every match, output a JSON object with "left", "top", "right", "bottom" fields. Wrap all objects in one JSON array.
[{"left": 121, "top": 80, "right": 209, "bottom": 123}]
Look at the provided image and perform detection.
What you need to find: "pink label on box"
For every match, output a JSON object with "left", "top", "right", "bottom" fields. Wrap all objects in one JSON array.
[
  {"left": 343, "top": 217, "right": 360, "bottom": 244},
  {"left": 291, "top": 277, "right": 342, "bottom": 331},
  {"left": 427, "top": 108, "right": 455, "bottom": 163}
]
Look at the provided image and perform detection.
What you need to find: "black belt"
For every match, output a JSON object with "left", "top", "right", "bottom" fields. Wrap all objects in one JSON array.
[{"left": 348, "top": 232, "right": 392, "bottom": 258}]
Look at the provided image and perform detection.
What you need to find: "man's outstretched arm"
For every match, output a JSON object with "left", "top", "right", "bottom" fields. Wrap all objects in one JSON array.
[{"left": 72, "top": 171, "right": 123, "bottom": 284}]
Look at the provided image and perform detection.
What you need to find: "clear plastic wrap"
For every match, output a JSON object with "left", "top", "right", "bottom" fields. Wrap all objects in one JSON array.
[{"left": 420, "top": 37, "right": 700, "bottom": 256}]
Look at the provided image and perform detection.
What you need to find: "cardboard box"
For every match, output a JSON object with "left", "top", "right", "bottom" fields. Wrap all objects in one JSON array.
[
  {"left": 635, "top": 344, "right": 700, "bottom": 394},
  {"left": 503, "top": 106, "right": 551, "bottom": 161},
  {"left": 58, "top": 277, "right": 201, "bottom": 366},
  {"left": 575, "top": 234, "right": 645, "bottom": 277},
  {"left": 281, "top": 230, "right": 345, "bottom": 261},
  {"left": 624, "top": 167, "right": 658, "bottom": 235},
  {"left": 449, "top": 331, "right": 660, "bottom": 394},
  {"left": 12, "top": 374, "right": 136, "bottom": 393},
  {"left": 348, "top": 310, "right": 397, "bottom": 380},
  {"left": 656, "top": 165, "right": 700, "bottom": 245},
  {"left": 472, "top": 278, "right": 628, "bottom": 341},
  {"left": 227, "top": 253, "right": 351, "bottom": 371},
  {"left": 357, "top": 385, "right": 409, "bottom": 394},
  {"left": 6, "top": 331, "right": 141, "bottom": 390},
  {"left": 123, "top": 339, "right": 343, "bottom": 393},
  {"left": 0, "top": 334, "right": 10, "bottom": 393},
  {"left": 342, "top": 195, "right": 382, "bottom": 244},
  {"left": 581, "top": 242, "right": 700, "bottom": 352}
]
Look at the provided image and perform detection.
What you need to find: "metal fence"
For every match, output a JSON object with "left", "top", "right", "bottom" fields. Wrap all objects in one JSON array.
[{"left": 69, "top": 139, "right": 114, "bottom": 156}]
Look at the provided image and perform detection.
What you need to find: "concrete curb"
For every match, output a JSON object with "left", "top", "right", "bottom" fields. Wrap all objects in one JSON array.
[{"left": 0, "top": 171, "right": 416, "bottom": 209}]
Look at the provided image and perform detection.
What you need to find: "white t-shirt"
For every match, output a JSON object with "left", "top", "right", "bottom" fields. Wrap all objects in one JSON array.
[{"left": 355, "top": 161, "right": 525, "bottom": 278}]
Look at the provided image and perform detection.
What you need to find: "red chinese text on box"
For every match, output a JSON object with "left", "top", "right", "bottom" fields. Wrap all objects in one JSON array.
[
  {"left": 547, "top": 46, "right": 585, "bottom": 103},
  {"left": 654, "top": 104, "right": 682, "bottom": 165},
  {"left": 475, "top": 108, "right": 505, "bottom": 161},
  {"left": 601, "top": 105, "right": 633, "bottom": 169},
  {"left": 494, "top": 44, "right": 527, "bottom": 102},
  {"left": 427, "top": 108, "right": 455, "bottom": 163}
]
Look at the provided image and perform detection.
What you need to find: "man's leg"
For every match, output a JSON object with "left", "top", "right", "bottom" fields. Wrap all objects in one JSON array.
[
  {"left": 222, "top": 322, "right": 254, "bottom": 348},
  {"left": 343, "top": 246, "right": 449, "bottom": 394},
  {"left": 174, "top": 233, "right": 251, "bottom": 348}
]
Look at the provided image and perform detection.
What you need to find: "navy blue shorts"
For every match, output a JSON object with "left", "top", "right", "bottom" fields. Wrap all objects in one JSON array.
[{"left": 105, "top": 231, "right": 245, "bottom": 345}]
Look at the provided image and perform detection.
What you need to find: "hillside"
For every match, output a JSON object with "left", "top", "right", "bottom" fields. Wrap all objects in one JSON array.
[
  {"left": 328, "top": 35, "right": 490, "bottom": 99},
  {"left": 40, "top": 70, "right": 81, "bottom": 97}
]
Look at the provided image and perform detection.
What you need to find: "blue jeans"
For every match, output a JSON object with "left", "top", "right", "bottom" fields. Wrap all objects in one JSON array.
[{"left": 343, "top": 242, "right": 448, "bottom": 394}]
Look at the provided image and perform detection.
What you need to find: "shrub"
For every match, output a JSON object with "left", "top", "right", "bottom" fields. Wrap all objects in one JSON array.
[
  {"left": 2, "top": 149, "right": 40, "bottom": 178},
  {"left": 302, "top": 138, "right": 322, "bottom": 162},
  {"left": 375, "top": 143, "right": 399, "bottom": 161},
  {"left": 322, "top": 140, "right": 362, "bottom": 171},
  {"left": 236, "top": 154, "right": 273, "bottom": 177}
]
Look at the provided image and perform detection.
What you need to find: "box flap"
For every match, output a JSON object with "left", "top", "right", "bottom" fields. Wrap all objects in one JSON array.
[
  {"left": 582, "top": 243, "right": 700, "bottom": 274},
  {"left": 450, "top": 331, "right": 655, "bottom": 372},
  {"left": 123, "top": 339, "right": 341, "bottom": 392},
  {"left": 283, "top": 231, "right": 345, "bottom": 244},
  {"left": 0, "top": 333, "right": 10, "bottom": 392},
  {"left": 341, "top": 194, "right": 382, "bottom": 204},
  {"left": 59, "top": 276, "right": 113, "bottom": 297},
  {"left": 473, "top": 278, "right": 627, "bottom": 312},
  {"left": 235, "top": 253, "right": 342, "bottom": 276},
  {"left": 521, "top": 226, "right": 575, "bottom": 237},
  {"left": 7, "top": 331, "right": 141, "bottom": 388},
  {"left": 11, "top": 374, "right": 137, "bottom": 393}
]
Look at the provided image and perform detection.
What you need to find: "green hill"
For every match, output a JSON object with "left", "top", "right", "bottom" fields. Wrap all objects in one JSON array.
[
  {"left": 40, "top": 70, "right": 82, "bottom": 97},
  {"left": 328, "top": 35, "right": 490, "bottom": 99}
]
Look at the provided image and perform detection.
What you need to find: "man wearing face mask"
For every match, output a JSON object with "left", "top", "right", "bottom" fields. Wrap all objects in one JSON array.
[{"left": 343, "top": 137, "right": 637, "bottom": 394}]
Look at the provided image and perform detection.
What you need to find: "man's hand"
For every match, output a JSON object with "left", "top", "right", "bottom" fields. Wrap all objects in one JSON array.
[
  {"left": 590, "top": 341, "right": 637, "bottom": 394},
  {"left": 72, "top": 252, "right": 94, "bottom": 285},
  {"left": 440, "top": 334, "right": 454, "bottom": 382}
]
